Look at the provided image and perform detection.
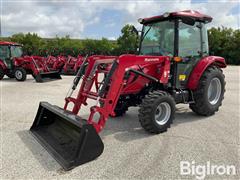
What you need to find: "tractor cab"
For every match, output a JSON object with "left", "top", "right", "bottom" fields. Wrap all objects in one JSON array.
[
  {"left": 138, "top": 10, "right": 212, "bottom": 88},
  {"left": 0, "top": 42, "right": 23, "bottom": 69}
]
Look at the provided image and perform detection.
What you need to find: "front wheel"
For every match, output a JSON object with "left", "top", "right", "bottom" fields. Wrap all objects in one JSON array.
[
  {"left": 138, "top": 91, "right": 175, "bottom": 134},
  {"left": 190, "top": 66, "right": 225, "bottom": 116},
  {"left": 14, "top": 67, "right": 27, "bottom": 81}
]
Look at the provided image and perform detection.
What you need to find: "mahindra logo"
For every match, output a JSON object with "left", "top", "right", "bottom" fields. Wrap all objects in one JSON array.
[{"left": 144, "top": 58, "right": 159, "bottom": 62}]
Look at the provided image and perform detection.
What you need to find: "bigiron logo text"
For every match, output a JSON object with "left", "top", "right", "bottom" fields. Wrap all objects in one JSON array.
[{"left": 180, "top": 161, "right": 236, "bottom": 179}]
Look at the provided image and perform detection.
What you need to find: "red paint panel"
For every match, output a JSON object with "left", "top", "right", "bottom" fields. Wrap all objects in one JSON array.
[{"left": 187, "top": 56, "right": 226, "bottom": 90}]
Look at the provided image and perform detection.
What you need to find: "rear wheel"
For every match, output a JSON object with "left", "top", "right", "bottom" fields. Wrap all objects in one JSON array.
[
  {"left": 139, "top": 91, "right": 175, "bottom": 134},
  {"left": 14, "top": 67, "right": 27, "bottom": 81},
  {"left": 190, "top": 66, "right": 225, "bottom": 116},
  {"left": 0, "top": 67, "right": 5, "bottom": 80}
]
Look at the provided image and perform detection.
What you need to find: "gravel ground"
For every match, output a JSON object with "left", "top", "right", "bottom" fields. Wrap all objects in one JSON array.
[{"left": 0, "top": 66, "right": 239, "bottom": 179}]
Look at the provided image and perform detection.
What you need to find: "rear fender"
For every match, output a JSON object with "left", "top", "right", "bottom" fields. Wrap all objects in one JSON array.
[{"left": 187, "top": 56, "right": 226, "bottom": 90}]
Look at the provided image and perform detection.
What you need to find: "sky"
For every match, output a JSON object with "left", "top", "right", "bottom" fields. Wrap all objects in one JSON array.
[{"left": 1, "top": 0, "right": 240, "bottom": 40}]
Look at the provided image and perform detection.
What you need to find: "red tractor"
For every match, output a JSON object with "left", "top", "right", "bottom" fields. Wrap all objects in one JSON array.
[
  {"left": 73, "top": 55, "right": 84, "bottom": 73},
  {"left": 46, "top": 55, "right": 66, "bottom": 71},
  {"left": 30, "top": 10, "right": 226, "bottom": 170},
  {"left": 45, "top": 55, "right": 57, "bottom": 69},
  {"left": 0, "top": 41, "right": 61, "bottom": 82},
  {"left": 61, "top": 55, "right": 84, "bottom": 75},
  {"left": 61, "top": 55, "right": 77, "bottom": 74}
]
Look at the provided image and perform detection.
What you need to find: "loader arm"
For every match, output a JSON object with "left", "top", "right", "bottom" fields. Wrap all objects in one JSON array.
[
  {"left": 30, "top": 55, "right": 170, "bottom": 170},
  {"left": 64, "top": 55, "right": 171, "bottom": 132}
]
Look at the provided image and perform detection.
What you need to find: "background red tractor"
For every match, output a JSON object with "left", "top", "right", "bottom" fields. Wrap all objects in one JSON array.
[
  {"left": 61, "top": 55, "right": 84, "bottom": 75},
  {"left": 73, "top": 55, "right": 84, "bottom": 73},
  {"left": 30, "top": 10, "right": 226, "bottom": 170},
  {"left": 53, "top": 55, "right": 66, "bottom": 71},
  {"left": 46, "top": 54, "right": 66, "bottom": 71},
  {"left": 45, "top": 55, "right": 57, "bottom": 69},
  {"left": 0, "top": 41, "right": 61, "bottom": 82}
]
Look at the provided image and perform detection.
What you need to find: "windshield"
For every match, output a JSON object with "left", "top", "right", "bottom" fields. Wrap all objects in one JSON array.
[
  {"left": 140, "top": 21, "right": 174, "bottom": 56},
  {"left": 10, "top": 45, "right": 23, "bottom": 58}
]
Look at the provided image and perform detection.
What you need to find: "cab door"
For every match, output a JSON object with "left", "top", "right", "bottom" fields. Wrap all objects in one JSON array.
[
  {"left": 0, "top": 45, "right": 12, "bottom": 69},
  {"left": 176, "top": 21, "right": 209, "bottom": 88}
]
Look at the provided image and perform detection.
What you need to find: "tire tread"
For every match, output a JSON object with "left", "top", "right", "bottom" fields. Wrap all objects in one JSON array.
[
  {"left": 190, "top": 66, "right": 225, "bottom": 116},
  {"left": 138, "top": 90, "right": 175, "bottom": 134}
]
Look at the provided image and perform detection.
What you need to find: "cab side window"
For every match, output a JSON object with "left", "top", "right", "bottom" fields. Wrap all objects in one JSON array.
[
  {"left": 10, "top": 46, "right": 23, "bottom": 58},
  {"left": 178, "top": 22, "right": 201, "bottom": 57},
  {"left": 0, "top": 46, "right": 10, "bottom": 60}
]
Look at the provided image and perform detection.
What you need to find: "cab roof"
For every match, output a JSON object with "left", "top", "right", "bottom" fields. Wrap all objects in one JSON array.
[
  {"left": 140, "top": 10, "right": 212, "bottom": 24},
  {"left": 0, "top": 41, "right": 21, "bottom": 46}
]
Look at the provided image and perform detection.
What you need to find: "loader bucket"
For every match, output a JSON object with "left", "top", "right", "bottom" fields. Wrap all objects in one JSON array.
[
  {"left": 35, "top": 71, "right": 62, "bottom": 82},
  {"left": 30, "top": 102, "right": 104, "bottom": 170}
]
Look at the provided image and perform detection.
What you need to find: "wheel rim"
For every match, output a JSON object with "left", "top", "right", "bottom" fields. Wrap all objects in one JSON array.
[
  {"left": 15, "top": 70, "right": 22, "bottom": 79},
  {"left": 155, "top": 102, "right": 171, "bottom": 125},
  {"left": 207, "top": 77, "right": 222, "bottom": 105}
]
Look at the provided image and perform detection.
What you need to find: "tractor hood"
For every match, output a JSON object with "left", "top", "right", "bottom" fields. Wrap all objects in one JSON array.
[{"left": 14, "top": 56, "right": 44, "bottom": 62}]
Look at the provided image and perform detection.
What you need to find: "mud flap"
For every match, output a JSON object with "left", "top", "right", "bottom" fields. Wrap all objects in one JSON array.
[
  {"left": 34, "top": 71, "right": 62, "bottom": 82},
  {"left": 30, "top": 102, "right": 104, "bottom": 170}
]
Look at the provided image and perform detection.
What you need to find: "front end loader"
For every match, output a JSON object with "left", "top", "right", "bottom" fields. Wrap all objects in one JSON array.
[
  {"left": 30, "top": 10, "right": 227, "bottom": 170},
  {"left": 18, "top": 55, "right": 62, "bottom": 82},
  {"left": 46, "top": 55, "right": 66, "bottom": 72},
  {"left": 61, "top": 55, "right": 79, "bottom": 75}
]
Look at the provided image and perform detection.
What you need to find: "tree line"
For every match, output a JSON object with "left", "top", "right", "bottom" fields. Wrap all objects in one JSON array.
[
  {"left": 208, "top": 27, "right": 240, "bottom": 65},
  {"left": 0, "top": 25, "right": 239, "bottom": 65}
]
